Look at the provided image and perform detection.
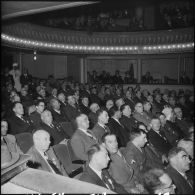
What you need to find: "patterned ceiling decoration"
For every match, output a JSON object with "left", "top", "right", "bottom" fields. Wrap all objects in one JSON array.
[{"left": 2, "top": 22, "right": 194, "bottom": 54}]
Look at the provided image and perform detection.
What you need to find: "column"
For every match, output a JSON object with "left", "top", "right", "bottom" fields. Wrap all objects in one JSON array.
[{"left": 137, "top": 58, "right": 142, "bottom": 83}]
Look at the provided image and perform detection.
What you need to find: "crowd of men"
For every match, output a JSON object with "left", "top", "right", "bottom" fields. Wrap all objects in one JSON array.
[{"left": 1, "top": 64, "right": 194, "bottom": 194}]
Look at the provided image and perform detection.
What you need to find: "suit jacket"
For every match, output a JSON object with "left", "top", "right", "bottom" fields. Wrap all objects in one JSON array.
[
  {"left": 64, "top": 104, "right": 81, "bottom": 121},
  {"left": 27, "top": 146, "right": 68, "bottom": 176},
  {"left": 175, "top": 118, "right": 191, "bottom": 137},
  {"left": 147, "top": 129, "right": 172, "bottom": 156},
  {"left": 8, "top": 115, "right": 35, "bottom": 135},
  {"left": 40, "top": 122, "right": 69, "bottom": 146},
  {"left": 30, "top": 111, "right": 42, "bottom": 128},
  {"left": 79, "top": 104, "right": 91, "bottom": 116},
  {"left": 163, "top": 121, "right": 181, "bottom": 146},
  {"left": 108, "top": 149, "right": 140, "bottom": 193},
  {"left": 50, "top": 108, "right": 68, "bottom": 123},
  {"left": 107, "top": 118, "right": 129, "bottom": 147},
  {"left": 92, "top": 123, "right": 110, "bottom": 143},
  {"left": 133, "top": 111, "right": 151, "bottom": 127},
  {"left": 119, "top": 115, "right": 136, "bottom": 133},
  {"left": 2, "top": 134, "right": 23, "bottom": 154},
  {"left": 88, "top": 112, "right": 98, "bottom": 129},
  {"left": 80, "top": 165, "right": 127, "bottom": 194},
  {"left": 166, "top": 165, "right": 193, "bottom": 194},
  {"left": 70, "top": 129, "right": 98, "bottom": 161},
  {"left": 122, "top": 141, "right": 150, "bottom": 182},
  {"left": 152, "top": 100, "right": 164, "bottom": 115}
]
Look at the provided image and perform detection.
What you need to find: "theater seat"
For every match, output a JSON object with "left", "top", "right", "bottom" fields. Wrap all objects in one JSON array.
[
  {"left": 67, "top": 139, "right": 85, "bottom": 164},
  {"left": 60, "top": 122, "right": 75, "bottom": 137},
  {"left": 15, "top": 132, "right": 33, "bottom": 154},
  {"left": 52, "top": 143, "right": 83, "bottom": 178}
]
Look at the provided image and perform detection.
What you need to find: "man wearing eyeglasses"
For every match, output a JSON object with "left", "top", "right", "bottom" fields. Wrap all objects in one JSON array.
[{"left": 165, "top": 147, "right": 193, "bottom": 194}]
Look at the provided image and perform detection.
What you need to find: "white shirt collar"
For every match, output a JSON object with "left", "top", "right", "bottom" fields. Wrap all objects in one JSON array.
[
  {"left": 89, "top": 163, "right": 102, "bottom": 179},
  {"left": 78, "top": 128, "right": 91, "bottom": 137},
  {"left": 98, "top": 122, "right": 105, "bottom": 128}
]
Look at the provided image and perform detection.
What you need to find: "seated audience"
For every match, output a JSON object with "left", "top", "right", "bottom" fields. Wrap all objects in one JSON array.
[
  {"left": 8, "top": 102, "right": 35, "bottom": 134},
  {"left": 147, "top": 118, "right": 172, "bottom": 163},
  {"left": 30, "top": 99, "right": 45, "bottom": 128},
  {"left": 123, "top": 128, "right": 151, "bottom": 183},
  {"left": 88, "top": 103, "right": 100, "bottom": 128},
  {"left": 1, "top": 119, "right": 23, "bottom": 154},
  {"left": 119, "top": 104, "right": 137, "bottom": 134},
  {"left": 64, "top": 92, "right": 81, "bottom": 121},
  {"left": 92, "top": 109, "right": 110, "bottom": 143},
  {"left": 49, "top": 98, "right": 68, "bottom": 123},
  {"left": 133, "top": 102, "right": 151, "bottom": 128},
  {"left": 174, "top": 107, "right": 191, "bottom": 137},
  {"left": 105, "top": 99, "right": 114, "bottom": 113},
  {"left": 143, "top": 168, "right": 176, "bottom": 194},
  {"left": 27, "top": 129, "right": 68, "bottom": 176},
  {"left": 143, "top": 100, "right": 154, "bottom": 119},
  {"left": 152, "top": 93, "right": 163, "bottom": 116},
  {"left": 165, "top": 147, "right": 193, "bottom": 194},
  {"left": 79, "top": 144, "right": 128, "bottom": 193},
  {"left": 107, "top": 106, "right": 129, "bottom": 147},
  {"left": 40, "top": 110, "right": 69, "bottom": 145},
  {"left": 70, "top": 114, "right": 98, "bottom": 162},
  {"left": 162, "top": 107, "right": 182, "bottom": 145},
  {"left": 124, "top": 89, "right": 135, "bottom": 111},
  {"left": 115, "top": 97, "right": 124, "bottom": 109},
  {"left": 79, "top": 95, "right": 90, "bottom": 116},
  {"left": 102, "top": 133, "right": 146, "bottom": 193}
]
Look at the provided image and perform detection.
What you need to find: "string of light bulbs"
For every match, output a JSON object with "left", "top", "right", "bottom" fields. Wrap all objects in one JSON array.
[{"left": 1, "top": 33, "right": 194, "bottom": 53}]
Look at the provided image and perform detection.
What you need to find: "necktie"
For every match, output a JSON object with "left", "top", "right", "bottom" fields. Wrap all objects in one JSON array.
[
  {"left": 44, "top": 153, "right": 62, "bottom": 175},
  {"left": 101, "top": 172, "right": 114, "bottom": 190},
  {"left": 1, "top": 137, "right": 7, "bottom": 146},
  {"left": 104, "top": 126, "right": 109, "bottom": 133},
  {"left": 183, "top": 174, "right": 193, "bottom": 189}
]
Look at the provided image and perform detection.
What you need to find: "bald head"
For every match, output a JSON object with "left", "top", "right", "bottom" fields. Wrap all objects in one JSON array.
[
  {"left": 177, "top": 139, "right": 194, "bottom": 159},
  {"left": 33, "top": 130, "right": 51, "bottom": 152}
]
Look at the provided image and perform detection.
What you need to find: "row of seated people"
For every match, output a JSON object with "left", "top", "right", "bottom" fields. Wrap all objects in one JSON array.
[{"left": 1, "top": 110, "right": 193, "bottom": 194}]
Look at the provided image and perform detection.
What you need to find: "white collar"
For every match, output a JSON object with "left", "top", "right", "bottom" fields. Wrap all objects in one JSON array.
[
  {"left": 79, "top": 128, "right": 91, "bottom": 136},
  {"left": 89, "top": 163, "right": 102, "bottom": 179},
  {"left": 98, "top": 122, "right": 105, "bottom": 128}
]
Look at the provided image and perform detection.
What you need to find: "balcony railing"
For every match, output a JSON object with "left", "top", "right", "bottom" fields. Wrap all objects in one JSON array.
[{"left": 2, "top": 22, "right": 194, "bottom": 54}]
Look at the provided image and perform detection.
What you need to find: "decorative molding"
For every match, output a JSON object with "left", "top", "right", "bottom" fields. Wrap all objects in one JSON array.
[{"left": 2, "top": 22, "right": 194, "bottom": 54}]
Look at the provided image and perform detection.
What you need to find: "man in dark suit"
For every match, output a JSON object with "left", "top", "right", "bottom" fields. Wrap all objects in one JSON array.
[
  {"left": 165, "top": 147, "right": 193, "bottom": 194},
  {"left": 27, "top": 129, "right": 68, "bottom": 176},
  {"left": 124, "top": 89, "right": 135, "bottom": 112},
  {"left": 79, "top": 144, "right": 127, "bottom": 193},
  {"left": 120, "top": 104, "right": 137, "bottom": 134},
  {"left": 107, "top": 106, "right": 129, "bottom": 147},
  {"left": 40, "top": 110, "right": 69, "bottom": 146},
  {"left": 49, "top": 98, "right": 68, "bottom": 123},
  {"left": 30, "top": 99, "right": 45, "bottom": 128},
  {"left": 64, "top": 93, "right": 81, "bottom": 121},
  {"left": 8, "top": 102, "right": 35, "bottom": 135},
  {"left": 79, "top": 96, "right": 91, "bottom": 116},
  {"left": 147, "top": 118, "right": 172, "bottom": 163},
  {"left": 123, "top": 128, "right": 152, "bottom": 183},
  {"left": 102, "top": 133, "right": 146, "bottom": 193},
  {"left": 92, "top": 109, "right": 110, "bottom": 143},
  {"left": 70, "top": 114, "right": 98, "bottom": 162},
  {"left": 174, "top": 107, "right": 191, "bottom": 137}
]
